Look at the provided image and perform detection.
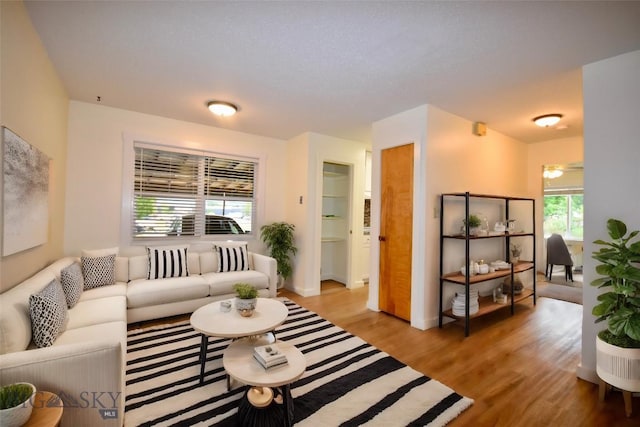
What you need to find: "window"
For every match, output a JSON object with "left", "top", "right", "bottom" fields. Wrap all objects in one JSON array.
[
  {"left": 132, "top": 144, "right": 256, "bottom": 239},
  {"left": 543, "top": 192, "right": 583, "bottom": 239}
]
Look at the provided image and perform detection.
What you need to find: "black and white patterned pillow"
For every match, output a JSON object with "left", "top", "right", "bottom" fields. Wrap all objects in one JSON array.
[
  {"left": 29, "top": 279, "right": 68, "bottom": 348},
  {"left": 81, "top": 254, "right": 116, "bottom": 289},
  {"left": 60, "top": 262, "right": 84, "bottom": 308},
  {"left": 147, "top": 246, "right": 189, "bottom": 279},
  {"left": 215, "top": 244, "right": 250, "bottom": 272}
]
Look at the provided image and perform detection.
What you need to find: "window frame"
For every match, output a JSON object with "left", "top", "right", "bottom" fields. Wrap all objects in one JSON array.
[
  {"left": 121, "top": 133, "right": 265, "bottom": 245},
  {"left": 542, "top": 189, "right": 584, "bottom": 240}
]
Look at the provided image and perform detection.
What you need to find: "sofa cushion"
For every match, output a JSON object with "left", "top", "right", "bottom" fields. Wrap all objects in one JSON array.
[
  {"left": 52, "top": 321, "right": 126, "bottom": 356},
  {"left": 29, "top": 279, "right": 68, "bottom": 348},
  {"left": 147, "top": 246, "right": 189, "bottom": 279},
  {"left": 127, "top": 276, "right": 209, "bottom": 308},
  {"left": 82, "top": 254, "right": 116, "bottom": 289},
  {"left": 67, "top": 296, "right": 127, "bottom": 330},
  {"left": 79, "top": 283, "right": 127, "bottom": 302},
  {"left": 214, "top": 244, "right": 250, "bottom": 272},
  {"left": 203, "top": 270, "right": 269, "bottom": 295},
  {"left": 60, "top": 262, "right": 84, "bottom": 308}
]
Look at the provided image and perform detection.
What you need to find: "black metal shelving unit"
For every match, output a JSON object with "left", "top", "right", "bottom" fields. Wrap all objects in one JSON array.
[{"left": 438, "top": 192, "right": 537, "bottom": 336}]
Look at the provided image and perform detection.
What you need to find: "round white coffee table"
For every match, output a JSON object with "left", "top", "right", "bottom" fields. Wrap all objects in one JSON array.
[
  {"left": 190, "top": 298, "right": 289, "bottom": 385},
  {"left": 224, "top": 337, "right": 306, "bottom": 427}
]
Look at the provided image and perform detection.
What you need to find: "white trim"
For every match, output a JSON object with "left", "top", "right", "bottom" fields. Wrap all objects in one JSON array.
[{"left": 120, "top": 131, "right": 267, "bottom": 247}]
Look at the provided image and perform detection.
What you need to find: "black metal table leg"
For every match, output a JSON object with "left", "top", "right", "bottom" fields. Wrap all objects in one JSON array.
[
  {"left": 199, "top": 334, "right": 207, "bottom": 385},
  {"left": 282, "top": 384, "right": 293, "bottom": 427}
]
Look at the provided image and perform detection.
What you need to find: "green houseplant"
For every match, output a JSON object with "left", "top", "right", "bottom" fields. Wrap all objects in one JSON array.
[
  {"left": 233, "top": 283, "right": 258, "bottom": 317},
  {"left": 0, "top": 382, "right": 36, "bottom": 427},
  {"left": 591, "top": 218, "right": 640, "bottom": 347},
  {"left": 591, "top": 218, "right": 640, "bottom": 396},
  {"left": 260, "top": 222, "right": 297, "bottom": 286}
]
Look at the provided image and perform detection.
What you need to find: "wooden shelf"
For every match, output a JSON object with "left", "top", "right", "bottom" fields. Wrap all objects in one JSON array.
[
  {"left": 443, "top": 232, "right": 534, "bottom": 239},
  {"left": 438, "top": 191, "right": 537, "bottom": 336},
  {"left": 442, "top": 261, "right": 534, "bottom": 284},
  {"left": 442, "top": 288, "right": 535, "bottom": 319}
]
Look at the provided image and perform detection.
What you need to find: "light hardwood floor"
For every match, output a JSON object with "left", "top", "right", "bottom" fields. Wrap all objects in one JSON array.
[{"left": 280, "top": 281, "right": 637, "bottom": 426}]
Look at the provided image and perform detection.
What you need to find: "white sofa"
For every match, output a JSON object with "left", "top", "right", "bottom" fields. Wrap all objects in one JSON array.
[{"left": 0, "top": 243, "right": 277, "bottom": 427}]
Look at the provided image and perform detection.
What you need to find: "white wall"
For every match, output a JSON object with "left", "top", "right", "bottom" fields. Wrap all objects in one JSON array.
[
  {"left": 371, "top": 104, "right": 530, "bottom": 330},
  {"left": 526, "top": 136, "right": 583, "bottom": 268},
  {"left": 0, "top": 1, "right": 69, "bottom": 292},
  {"left": 579, "top": 50, "right": 640, "bottom": 383},
  {"left": 65, "top": 101, "right": 288, "bottom": 255},
  {"left": 285, "top": 132, "right": 368, "bottom": 296}
]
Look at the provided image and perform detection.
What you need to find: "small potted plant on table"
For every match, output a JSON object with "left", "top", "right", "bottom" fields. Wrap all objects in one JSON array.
[
  {"left": 233, "top": 283, "right": 258, "bottom": 317},
  {"left": 0, "top": 382, "right": 36, "bottom": 427}
]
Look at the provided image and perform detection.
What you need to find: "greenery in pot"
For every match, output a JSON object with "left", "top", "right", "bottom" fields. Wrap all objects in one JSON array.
[
  {"left": 233, "top": 283, "right": 258, "bottom": 299},
  {"left": 0, "top": 383, "right": 33, "bottom": 410},
  {"left": 463, "top": 214, "right": 481, "bottom": 229},
  {"left": 260, "top": 222, "right": 297, "bottom": 281},
  {"left": 591, "top": 218, "right": 640, "bottom": 348}
]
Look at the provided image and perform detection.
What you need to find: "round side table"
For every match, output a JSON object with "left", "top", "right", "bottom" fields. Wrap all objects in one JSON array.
[{"left": 24, "top": 391, "right": 63, "bottom": 427}]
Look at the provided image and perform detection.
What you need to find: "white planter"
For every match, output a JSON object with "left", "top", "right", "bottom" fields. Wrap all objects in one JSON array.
[
  {"left": 0, "top": 383, "right": 36, "bottom": 427},
  {"left": 235, "top": 297, "right": 257, "bottom": 317},
  {"left": 596, "top": 335, "right": 640, "bottom": 392}
]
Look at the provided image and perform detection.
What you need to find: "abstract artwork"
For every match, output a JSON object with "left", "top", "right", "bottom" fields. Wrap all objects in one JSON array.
[{"left": 2, "top": 127, "right": 50, "bottom": 256}]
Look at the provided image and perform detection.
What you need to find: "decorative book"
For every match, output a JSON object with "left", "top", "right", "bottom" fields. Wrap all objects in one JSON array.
[{"left": 253, "top": 344, "right": 288, "bottom": 369}]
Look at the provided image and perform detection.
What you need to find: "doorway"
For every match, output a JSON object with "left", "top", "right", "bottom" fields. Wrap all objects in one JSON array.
[
  {"left": 320, "top": 162, "right": 351, "bottom": 288},
  {"left": 379, "top": 143, "right": 413, "bottom": 321}
]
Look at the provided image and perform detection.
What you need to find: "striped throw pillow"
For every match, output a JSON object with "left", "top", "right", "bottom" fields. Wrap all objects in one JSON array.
[
  {"left": 147, "top": 246, "right": 189, "bottom": 279},
  {"left": 215, "top": 244, "right": 250, "bottom": 272}
]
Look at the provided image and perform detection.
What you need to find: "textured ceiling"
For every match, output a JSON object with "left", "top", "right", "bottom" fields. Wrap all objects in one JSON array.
[{"left": 24, "top": 1, "right": 640, "bottom": 143}]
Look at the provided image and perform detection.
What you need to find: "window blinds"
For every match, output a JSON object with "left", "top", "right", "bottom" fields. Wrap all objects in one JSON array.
[{"left": 133, "top": 145, "right": 256, "bottom": 238}]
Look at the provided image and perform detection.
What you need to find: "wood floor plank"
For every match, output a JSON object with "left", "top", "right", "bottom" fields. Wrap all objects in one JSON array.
[{"left": 280, "top": 281, "right": 638, "bottom": 426}]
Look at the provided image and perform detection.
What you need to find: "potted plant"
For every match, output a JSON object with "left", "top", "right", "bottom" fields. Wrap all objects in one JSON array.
[
  {"left": 0, "top": 382, "right": 36, "bottom": 427},
  {"left": 233, "top": 283, "right": 258, "bottom": 317},
  {"left": 510, "top": 243, "right": 522, "bottom": 263},
  {"left": 591, "top": 218, "right": 640, "bottom": 393},
  {"left": 461, "top": 214, "right": 481, "bottom": 235},
  {"left": 260, "top": 222, "right": 297, "bottom": 288}
]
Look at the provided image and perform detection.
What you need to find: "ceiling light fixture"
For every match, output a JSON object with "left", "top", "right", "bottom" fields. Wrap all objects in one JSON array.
[
  {"left": 543, "top": 167, "right": 564, "bottom": 179},
  {"left": 207, "top": 101, "right": 238, "bottom": 117},
  {"left": 533, "top": 114, "right": 563, "bottom": 127}
]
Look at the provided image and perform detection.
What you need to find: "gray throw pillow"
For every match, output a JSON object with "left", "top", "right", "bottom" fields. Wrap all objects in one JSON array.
[
  {"left": 29, "top": 279, "right": 68, "bottom": 348},
  {"left": 81, "top": 254, "right": 116, "bottom": 289},
  {"left": 60, "top": 262, "right": 84, "bottom": 307}
]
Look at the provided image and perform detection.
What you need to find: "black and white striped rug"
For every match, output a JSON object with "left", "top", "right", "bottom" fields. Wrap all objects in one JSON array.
[{"left": 125, "top": 299, "right": 473, "bottom": 426}]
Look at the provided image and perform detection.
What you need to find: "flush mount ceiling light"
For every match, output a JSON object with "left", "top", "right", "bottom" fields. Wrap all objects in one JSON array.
[
  {"left": 207, "top": 101, "right": 238, "bottom": 117},
  {"left": 533, "top": 114, "right": 563, "bottom": 127},
  {"left": 543, "top": 166, "right": 564, "bottom": 179}
]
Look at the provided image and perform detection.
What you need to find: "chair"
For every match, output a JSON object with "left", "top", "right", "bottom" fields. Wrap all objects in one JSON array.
[{"left": 546, "top": 233, "right": 574, "bottom": 282}]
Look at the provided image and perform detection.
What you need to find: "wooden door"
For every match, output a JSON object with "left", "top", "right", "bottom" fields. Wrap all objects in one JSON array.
[{"left": 379, "top": 143, "right": 413, "bottom": 321}]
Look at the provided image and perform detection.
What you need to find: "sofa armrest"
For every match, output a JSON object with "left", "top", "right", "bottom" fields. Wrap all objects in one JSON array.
[
  {"left": 0, "top": 341, "right": 123, "bottom": 427},
  {"left": 251, "top": 252, "right": 278, "bottom": 297}
]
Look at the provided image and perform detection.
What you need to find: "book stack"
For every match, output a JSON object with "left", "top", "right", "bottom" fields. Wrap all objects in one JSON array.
[
  {"left": 253, "top": 344, "right": 288, "bottom": 370},
  {"left": 451, "top": 290, "right": 479, "bottom": 316}
]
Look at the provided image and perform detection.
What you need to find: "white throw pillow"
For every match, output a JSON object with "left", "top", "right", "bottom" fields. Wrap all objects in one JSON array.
[
  {"left": 147, "top": 246, "right": 189, "bottom": 279},
  {"left": 214, "top": 244, "right": 250, "bottom": 273}
]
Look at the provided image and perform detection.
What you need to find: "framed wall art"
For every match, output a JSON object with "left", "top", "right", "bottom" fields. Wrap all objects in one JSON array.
[{"left": 2, "top": 126, "right": 50, "bottom": 256}]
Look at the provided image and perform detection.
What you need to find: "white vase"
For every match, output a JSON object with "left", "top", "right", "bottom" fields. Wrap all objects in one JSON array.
[
  {"left": 235, "top": 297, "right": 257, "bottom": 317},
  {"left": 0, "top": 383, "right": 36, "bottom": 427},
  {"left": 596, "top": 335, "right": 640, "bottom": 392}
]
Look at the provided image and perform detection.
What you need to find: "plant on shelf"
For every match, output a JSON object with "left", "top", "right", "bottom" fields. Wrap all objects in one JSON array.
[
  {"left": 233, "top": 283, "right": 258, "bottom": 317},
  {"left": 591, "top": 218, "right": 640, "bottom": 396},
  {"left": 510, "top": 243, "right": 522, "bottom": 262},
  {"left": 260, "top": 222, "right": 297, "bottom": 286},
  {"left": 461, "top": 214, "right": 481, "bottom": 235}
]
